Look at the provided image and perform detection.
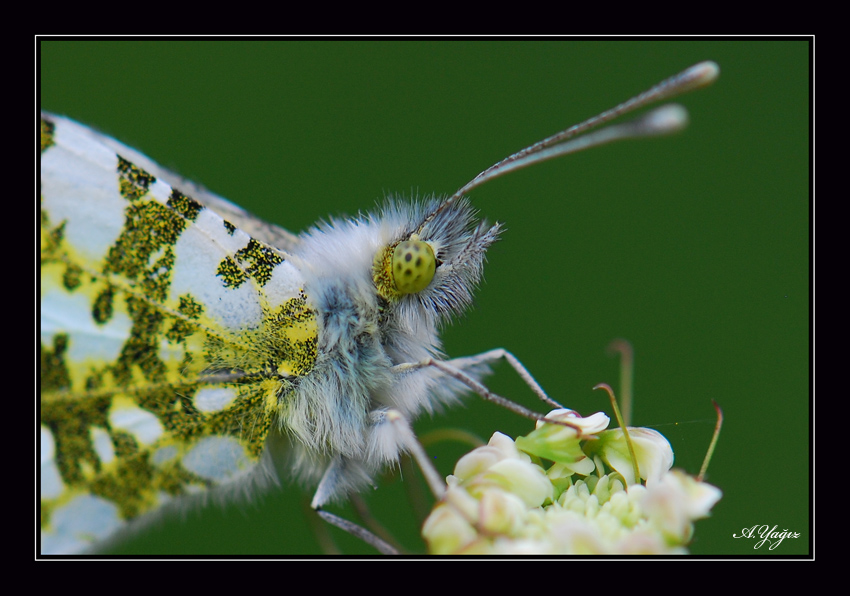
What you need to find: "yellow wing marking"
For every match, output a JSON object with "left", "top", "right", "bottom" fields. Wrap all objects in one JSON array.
[{"left": 39, "top": 115, "right": 317, "bottom": 551}]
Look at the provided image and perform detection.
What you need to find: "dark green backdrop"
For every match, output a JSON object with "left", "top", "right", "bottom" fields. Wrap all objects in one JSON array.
[{"left": 40, "top": 39, "right": 810, "bottom": 556}]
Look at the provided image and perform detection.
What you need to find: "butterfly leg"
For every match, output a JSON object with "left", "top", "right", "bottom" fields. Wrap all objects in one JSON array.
[
  {"left": 314, "top": 508, "right": 399, "bottom": 555},
  {"left": 312, "top": 409, "right": 445, "bottom": 555},
  {"left": 392, "top": 348, "right": 566, "bottom": 423},
  {"left": 312, "top": 456, "right": 399, "bottom": 555}
]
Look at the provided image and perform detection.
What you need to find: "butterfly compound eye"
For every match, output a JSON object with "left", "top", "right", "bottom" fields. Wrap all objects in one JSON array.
[{"left": 392, "top": 239, "right": 436, "bottom": 294}]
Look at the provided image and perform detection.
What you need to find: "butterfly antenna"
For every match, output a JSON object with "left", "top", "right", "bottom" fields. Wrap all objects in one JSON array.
[{"left": 420, "top": 61, "right": 719, "bottom": 229}]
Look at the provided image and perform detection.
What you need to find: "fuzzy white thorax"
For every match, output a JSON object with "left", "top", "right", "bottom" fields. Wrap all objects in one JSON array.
[{"left": 280, "top": 197, "right": 500, "bottom": 503}]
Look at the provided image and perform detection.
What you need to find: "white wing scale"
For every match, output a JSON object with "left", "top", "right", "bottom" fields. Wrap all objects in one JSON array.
[{"left": 40, "top": 114, "right": 317, "bottom": 554}]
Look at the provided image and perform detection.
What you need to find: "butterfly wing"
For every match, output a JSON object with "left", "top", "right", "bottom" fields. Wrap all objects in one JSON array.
[
  {"left": 44, "top": 114, "right": 303, "bottom": 253},
  {"left": 40, "top": 114, "right": 317, "bottom": 554}
]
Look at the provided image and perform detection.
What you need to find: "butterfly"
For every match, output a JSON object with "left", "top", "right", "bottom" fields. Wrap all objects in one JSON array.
[{"left": 39, "top": 61, "right": 718, "bottom": 554}]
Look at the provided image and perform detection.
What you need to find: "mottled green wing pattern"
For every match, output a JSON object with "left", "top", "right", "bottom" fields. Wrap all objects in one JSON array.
[{"left": 40, "top": 114, "right": 318, "bottom": 554}]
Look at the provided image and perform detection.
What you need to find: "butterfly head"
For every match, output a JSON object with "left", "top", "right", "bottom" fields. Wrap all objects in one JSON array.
[{"left": 370, "top": 196, "right": 501, "bottom": 325}]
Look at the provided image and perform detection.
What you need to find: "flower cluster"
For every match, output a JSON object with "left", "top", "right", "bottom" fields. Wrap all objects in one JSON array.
[{"left": 422, "top": 409, "right": 721, "bottom": 554}]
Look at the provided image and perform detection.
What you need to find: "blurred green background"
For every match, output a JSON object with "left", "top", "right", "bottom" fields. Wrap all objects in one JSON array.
[{"left": 40, "top": 39, "right": 810, "bottom": 556}]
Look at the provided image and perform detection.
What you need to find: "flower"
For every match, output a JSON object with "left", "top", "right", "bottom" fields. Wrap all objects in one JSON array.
[{"left": 422, "top": 410, "right": 721, "bottom": 554}]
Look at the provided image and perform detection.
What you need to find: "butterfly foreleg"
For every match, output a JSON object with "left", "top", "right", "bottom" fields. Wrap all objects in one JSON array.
[{"left": 392, "top": 348, "right": 565, "bottom": 422}]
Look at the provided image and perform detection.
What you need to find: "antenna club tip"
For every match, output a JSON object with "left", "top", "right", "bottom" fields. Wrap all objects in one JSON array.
[
  {"left": 645, "top": 104, "right": 690, "bottom": 134},
  {"left": 686, "top": 61, "right": 721, "bottom": 88}
]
